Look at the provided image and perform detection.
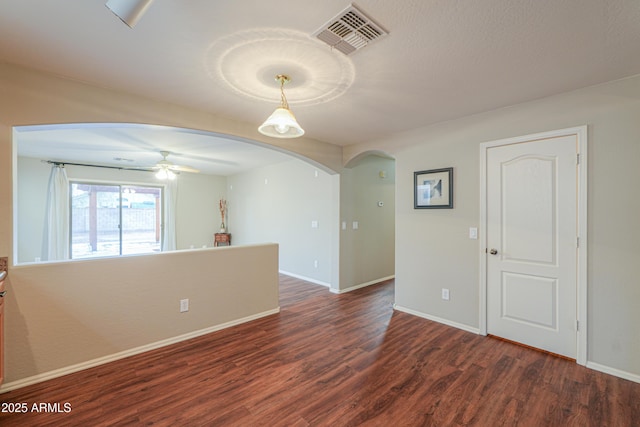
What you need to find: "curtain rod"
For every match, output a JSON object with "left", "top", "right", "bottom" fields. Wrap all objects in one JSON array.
[{"left": 44, "top": 160, "right": 152, "bottom": 173}]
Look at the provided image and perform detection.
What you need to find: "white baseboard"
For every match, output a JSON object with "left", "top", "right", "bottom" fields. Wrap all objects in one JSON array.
[
  {"left": 331, "top": 275, "right": 395, "bottom": 294},
  {"left": 278, "top": 272, "right": 395, "bottom": 294},
  {"left": 587, "top": 361, "right": 640, "bottom": 384},
  {"left": 0, "top": 307, "right": 280, "bottom": 394},
  {"left": 278, "top": 270, "right": 331, "bottom": 288},
  {"left": 393, "top": 304, "right": 481, "bottom": 335}
]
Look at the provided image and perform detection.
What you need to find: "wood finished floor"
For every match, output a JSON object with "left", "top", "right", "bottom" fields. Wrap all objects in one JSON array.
[{"left": 1, "top": 275, "right": 639, "bottom": 426}]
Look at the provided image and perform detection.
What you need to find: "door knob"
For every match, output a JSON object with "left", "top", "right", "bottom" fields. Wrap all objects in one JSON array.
[{"left": 489, "top": 249, "right": 498, "bottom": 255}]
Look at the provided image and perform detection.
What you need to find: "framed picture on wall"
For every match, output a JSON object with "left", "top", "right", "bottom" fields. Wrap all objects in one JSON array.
[{"left": 414, "top": 167, "right": 453, "bottom": 209}]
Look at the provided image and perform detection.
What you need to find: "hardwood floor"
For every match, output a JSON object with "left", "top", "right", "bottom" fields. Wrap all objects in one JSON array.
[{"left": 1, "top": 275, "right": 639, "bottom": 426}]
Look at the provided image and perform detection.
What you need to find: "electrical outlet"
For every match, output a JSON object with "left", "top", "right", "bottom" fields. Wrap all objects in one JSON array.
[
  {"left": 314, "top": 260, "right": 318, "bottom": 268},
  {"left": 442, "top": 289, "right": 450, "bottom": 301},
  {"left": 180, "top": 299, "right": 189, "bottom": 313}
]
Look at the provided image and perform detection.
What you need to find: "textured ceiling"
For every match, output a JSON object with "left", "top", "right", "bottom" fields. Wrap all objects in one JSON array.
[{"left": 2, "top": 1, "right": 640, "bottom": 173}]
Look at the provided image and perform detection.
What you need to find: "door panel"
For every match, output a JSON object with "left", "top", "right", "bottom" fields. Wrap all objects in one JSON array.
[
  {"left": 501, "top": 272, "right": 556, "bottom": 329},
  {"left": 502, "top": 156, "right": 556, "bottom": 264},
  {"left": 487, "top": 134, "right": 577, "bottom": 358}
]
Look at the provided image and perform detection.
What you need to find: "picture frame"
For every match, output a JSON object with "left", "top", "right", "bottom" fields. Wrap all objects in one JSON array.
[{"left": 414, "top": 167, "right": 453, "bottom": 209}]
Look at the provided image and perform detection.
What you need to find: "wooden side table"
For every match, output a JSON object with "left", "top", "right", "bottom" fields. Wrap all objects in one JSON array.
[{"left": 214, "top": 233, "right": 231, "bottom": 247}]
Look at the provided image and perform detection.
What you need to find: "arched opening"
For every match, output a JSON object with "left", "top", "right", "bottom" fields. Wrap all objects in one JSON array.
[
  {"left": 13, "top": 123, "right": 338, "bottom": 288},
  {"left": 338, "top": 150, "right": 396, "bottom": 293}
]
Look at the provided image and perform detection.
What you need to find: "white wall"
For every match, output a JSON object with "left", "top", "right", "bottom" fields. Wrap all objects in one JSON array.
[
  {"left": 227, "top": 159, "right": 337, "bottom": 286},
  {"left": 16, "top": 157, "right": 49, "bottom": 263},
  {"left": 226, "top": 154, "right": 396, "bottom": 292},
  {"left": 340, "top": 155, "right": 395, "bottom": 290},
  {"left": 174, "top": 171, "right": 226, "bottom": 250},
  {"left": 16, "top": 156, "right": 226, "bottom": 263},
  {"left": 345, "top": 74, "right": 640, "bottom": 380}
]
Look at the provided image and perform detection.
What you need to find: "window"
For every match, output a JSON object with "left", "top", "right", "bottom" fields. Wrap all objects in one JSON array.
[{"left": 70, "top": 183, "right": 162, "bottom": 259}]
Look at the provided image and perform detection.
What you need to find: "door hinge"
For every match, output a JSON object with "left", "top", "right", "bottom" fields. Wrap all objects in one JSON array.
[
  {"left": 577, "top": 153, "right": 580, "bottom": 165},
  {"left": 576, "top": 320, "right": 580, "bottom": 332},
  {"left": 577, "top": 237, "right": 580, "bottom": 248}
]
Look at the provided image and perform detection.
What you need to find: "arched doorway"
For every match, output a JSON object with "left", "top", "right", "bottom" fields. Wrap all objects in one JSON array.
[{"left": 337, "top": 151, "right": 396, "bottom": 292}]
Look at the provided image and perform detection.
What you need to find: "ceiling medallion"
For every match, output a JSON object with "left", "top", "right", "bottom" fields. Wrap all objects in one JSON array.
[{"left": 206, "top": 28, "right": 355, "bottom": 106}]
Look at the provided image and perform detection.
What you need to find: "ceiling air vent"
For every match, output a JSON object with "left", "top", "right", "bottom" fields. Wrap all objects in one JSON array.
[{"left": 313, "top": 4, "right": 388, "bottom": 55}]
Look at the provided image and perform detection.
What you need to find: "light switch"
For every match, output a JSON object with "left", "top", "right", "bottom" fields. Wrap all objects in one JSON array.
[
  {"left": 469, "top": 227, "right": 478, "bottom": 240},
  {"left": 311, "top": 220, "right": 319, "bottom": 229},
  {"left": 341, "top": 221, "right": 347, "bottom": 230},
  {"left": 352, "top": 221, "right": 359, "bottom": 230}
]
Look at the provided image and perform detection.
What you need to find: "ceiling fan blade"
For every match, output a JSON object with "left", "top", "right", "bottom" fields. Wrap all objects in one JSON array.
[
  {"left": 168, "top": 164, "right": 199, "bottom": 173},
  {"left": 128, "top": 165, "right": 156, "bottom": 171}
]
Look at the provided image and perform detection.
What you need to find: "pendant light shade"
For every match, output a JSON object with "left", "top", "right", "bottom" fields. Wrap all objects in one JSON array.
[
  {"left": 105, "top": 0, "right": 154, "bottom": 28},
  {"left": 259, "top": 107, "right": 305, "bottom": 138},
  {"left": 258, "top": 75, "right": 305, "bottom": 139}
]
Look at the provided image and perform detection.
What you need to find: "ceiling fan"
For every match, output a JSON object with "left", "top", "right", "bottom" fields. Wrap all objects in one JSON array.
[{"left": 150, "top": 151, "right": 199, "bottom": 180}]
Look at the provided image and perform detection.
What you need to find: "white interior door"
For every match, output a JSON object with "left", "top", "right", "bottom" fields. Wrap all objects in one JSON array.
[{"left": 486, "top": 134, "right": 578, "bottom": 358}]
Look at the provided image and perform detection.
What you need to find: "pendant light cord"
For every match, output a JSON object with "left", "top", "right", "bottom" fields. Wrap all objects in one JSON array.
[{"left": 279, "top": 76, "right": 289, "bottom": 110}]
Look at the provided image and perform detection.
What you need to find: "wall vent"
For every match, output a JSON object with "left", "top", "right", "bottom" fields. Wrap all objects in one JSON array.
[{"left": 313, "top": 4, "right": 388, "bottom": 55}]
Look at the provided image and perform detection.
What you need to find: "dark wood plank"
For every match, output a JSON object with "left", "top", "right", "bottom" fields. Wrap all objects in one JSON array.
[{"left": 1, "top": 275, "right": 639, "bottom": 426}]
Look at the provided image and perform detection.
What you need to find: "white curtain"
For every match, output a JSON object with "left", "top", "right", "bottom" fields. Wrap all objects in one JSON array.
[
  {"left": 42, "top": 165, "right": 70, "bottom": 261},
  {"left": 162, "top": 179, "right": 177, "bottom": 251}
]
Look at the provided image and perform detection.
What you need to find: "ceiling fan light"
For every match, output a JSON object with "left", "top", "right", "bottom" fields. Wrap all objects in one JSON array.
[
  {"left": 258, "top": 107, "right": 305, "bottom": 138},
  {"left": 105, "top": 0, "right": 154, "bottom": 28},
  {"left": 167, "top": 169, "right": 176, "bottom": 180},
  {"left": 155, "top": 168, "right": 168, "bottom": 180}
]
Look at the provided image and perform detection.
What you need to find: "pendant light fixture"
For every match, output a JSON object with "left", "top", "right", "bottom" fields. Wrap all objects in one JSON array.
[{"left": 258, "top": 74, "right": 305, "bottom": 138}]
